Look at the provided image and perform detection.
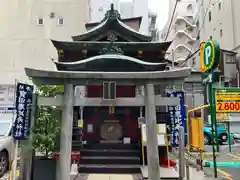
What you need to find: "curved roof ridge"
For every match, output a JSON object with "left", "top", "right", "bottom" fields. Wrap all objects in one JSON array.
[
  {"left": 117, "top": 19, "right": 150, "bottom": 37},
  {"left": 72, "top": 4, "right": 152, "bottom": 41},
  {"left": 55, "top": 54, "right": 166, "bottom": 66},
  {"left": 72, "top": 19, "right": 108, "bottom": 39}
]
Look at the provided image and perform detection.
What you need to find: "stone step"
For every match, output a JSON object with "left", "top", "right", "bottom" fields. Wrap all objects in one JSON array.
[
  {"left": 83, "top": 143, "right": 139, "bottom": 150},
  {"left": 78, "top": 164, "right": 141, "bottom": 174},
  {"left": 80, "top": 149, "right": 140, "bottom": 157},
  {"left": 80, "top": 156, "right": 140, "bottom": 165}
]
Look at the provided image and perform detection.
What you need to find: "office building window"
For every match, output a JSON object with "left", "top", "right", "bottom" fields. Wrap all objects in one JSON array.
[
  {"left": 36, "top": 17, "right": 44, "bottom": 25},
  {"left": 209, "top": 36, "right": 212, "bottom": 40},
  {"left": 220, "top": 29, "right": 223, "bottom": 37},
  {"left": 57, "top": 17, "right": 64, "bottom": 25},
  {"left": 208, "top": 11, "right": 211, "bottom": 22}
]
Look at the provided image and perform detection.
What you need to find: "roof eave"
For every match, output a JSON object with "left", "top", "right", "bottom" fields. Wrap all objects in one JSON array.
[
  {"left": 50, "top": 40, "right": 171, "bottom": 51},
  {"left": 25, "top": 67, "right": 192, "bottom": 81}
]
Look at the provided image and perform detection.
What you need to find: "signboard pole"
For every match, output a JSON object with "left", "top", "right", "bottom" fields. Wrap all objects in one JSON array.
[
  {"left": 179, "top": 126, "right": 185, "bottom": 180},
  {"left": 227, "top": 122, "right": 232, "bottom": 152},
  {"left": 12, "top": 83, "right": 34, "bottom": 180},
  {"left": 200, "top": 40, "right": 221, "bottom": 178},
  {"left": 209, "top": 84, "right": 218, "bottom": 178},
  {"left": 12, "top": 140, "right": 19, "bottom": 180}
]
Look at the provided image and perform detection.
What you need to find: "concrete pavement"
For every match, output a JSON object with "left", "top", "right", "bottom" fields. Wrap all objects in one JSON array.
[
  {"left": 72, "top": 174, "right": 142, "bottom": 180},
  {"left": 203, "top": 144, "right": 240, "bottom": 180}
]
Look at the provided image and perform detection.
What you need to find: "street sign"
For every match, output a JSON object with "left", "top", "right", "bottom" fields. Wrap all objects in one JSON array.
[
  {"left": 201, "top": 71, "right": 220, "bottom": 85},
  {"left": 215, "top": 88, "right": 240, "bottom": 113},
  {"left": 200, "top": 40, "right": 220, "bottom": 73},
  {"left": 12, "top": 83, "right": 34, "bottom": 140},
  {"left": 202, "top": 73, "right": 213, "bottom": 84}
]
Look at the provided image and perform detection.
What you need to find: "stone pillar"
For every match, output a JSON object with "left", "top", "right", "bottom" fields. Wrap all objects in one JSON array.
[
  {"left": 144, "top": 83, "right": 160, "bottom": 180},
  {"left": 59, "top": 84, "right": 74, "bottom": 180}
]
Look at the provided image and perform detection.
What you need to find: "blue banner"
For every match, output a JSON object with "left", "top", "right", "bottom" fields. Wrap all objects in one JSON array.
[
  {"left": 13, "top": 83, "right": 33, "bottom": 140},
  {"left": 167, "top": 91, "right": 187, "bottom": 147}
]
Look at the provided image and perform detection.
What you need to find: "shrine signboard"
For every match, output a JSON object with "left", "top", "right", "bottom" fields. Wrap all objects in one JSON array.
[
  {"left": 167, "top": 91, "right": 187, "bottom": 147},
  {"left": 12, "top": 83, "right": 33, "bottom": 140}
]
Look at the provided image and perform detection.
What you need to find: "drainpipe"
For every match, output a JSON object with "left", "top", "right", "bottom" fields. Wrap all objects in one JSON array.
[
  {"left": 172, "top": 49, "right": 175, "bottom": 69},
  {"left": 236, "top": 56, "right": 240, "bottom": 87},
  {"left": 230, "top": 0, "right": 236, "bottom": 48}
]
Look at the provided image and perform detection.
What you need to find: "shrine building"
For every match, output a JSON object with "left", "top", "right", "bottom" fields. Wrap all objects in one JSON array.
[{"left": 25, "top": 4, "right": 191, "bottom": 178}]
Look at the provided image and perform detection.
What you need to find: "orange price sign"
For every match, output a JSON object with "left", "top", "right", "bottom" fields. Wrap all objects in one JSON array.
[{"left": 216, "top": 101, "right": 240, "bottom": 113}]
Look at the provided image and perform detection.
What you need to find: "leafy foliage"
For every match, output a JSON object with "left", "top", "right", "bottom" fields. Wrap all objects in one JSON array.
[{"left": 32, "top": 85, "right": 64, "bottom": 157}]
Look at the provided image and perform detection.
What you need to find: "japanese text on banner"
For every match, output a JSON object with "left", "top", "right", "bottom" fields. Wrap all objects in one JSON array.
[
  {"left": 13, "top": 83, "right": 33, "bottom": 140},
  {"left": 167, "top": 91, "right": 186, "bottom": 147}
]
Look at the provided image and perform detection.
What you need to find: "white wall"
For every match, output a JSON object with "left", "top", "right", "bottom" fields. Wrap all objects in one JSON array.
[
  {"left": 0, "top": 0, "right": 89, "bottom": 84},
  {"left": 89, "top": 0, "right": 115, "bottom": 22},
  {"left": 120, "top": 2, "right": 134, "bottom": 19},
  {"left": 132, "top": 0, "right": 149, "bottom": 35},
  {"left": 199, "top": 0, "right": 234, "bottom": 50},
  {"left": 199, "top": 0, "right": 240, "bottom": 53}
]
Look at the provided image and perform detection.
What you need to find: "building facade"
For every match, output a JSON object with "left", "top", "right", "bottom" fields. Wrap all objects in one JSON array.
[
  {"left": 161, "top": 0, "right": 200, "bottom": 63},
  {"left": 89, "top": 0, "right": 156, "bottom": 37},
  {"left": 198, "top": 0, "right": 240, "bottom": 52},
  {"left": 0, "top": 0, "right": 89, "bottom": 85}
]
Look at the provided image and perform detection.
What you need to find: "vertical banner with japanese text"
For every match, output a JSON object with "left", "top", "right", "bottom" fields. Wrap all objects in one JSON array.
[
  {"left": 12, "top": 83, "right": 34, "bottom": 140},
  {"left": 167, "top": 91, "right": 187, "bottom": 147}
]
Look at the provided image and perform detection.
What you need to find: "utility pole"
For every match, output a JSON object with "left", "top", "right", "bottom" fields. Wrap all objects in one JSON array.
[{"left": 19, "top": 93, "right": 37, "bottom": 180}]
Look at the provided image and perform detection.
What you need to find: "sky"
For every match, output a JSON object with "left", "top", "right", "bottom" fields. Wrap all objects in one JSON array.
[
  {"left": 120, "top": 0, "right": 169, "bottom": 30},
  {"left": 148, "top": 0, "right": 169, "bottom": 30}
]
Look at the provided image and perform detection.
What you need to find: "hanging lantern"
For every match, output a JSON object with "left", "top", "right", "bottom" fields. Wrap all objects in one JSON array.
[
  {"left": 82, "top": 49, "right": 87, "bottom": 54},
  {"left": 137, "top": 50, "right": 143, "bottom": 57},
  {"left": 109, "top": 105, "right": 115, "bottom": 114},
  {"left": 57, "top": 49, "right": 64, "bottom": 57},
  {"left": 82, "top": 49, "right": 87, "bottom": 57}
]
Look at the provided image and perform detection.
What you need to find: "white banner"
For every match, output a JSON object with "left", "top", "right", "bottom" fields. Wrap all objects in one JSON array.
[
  {"left": 141, "top": 124, "right": 166, "bottom": 146},
  {"left": 0, "top": 84, "right": 15, "bottom": 107}
]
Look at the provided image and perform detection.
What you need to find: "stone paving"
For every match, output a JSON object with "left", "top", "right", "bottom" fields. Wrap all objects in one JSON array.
[
  {"left": 70, "top": 166, "right": 213, "bottom": 180},
  {"left": 71, "top": 174, "right": 140, "bottom": 180}
]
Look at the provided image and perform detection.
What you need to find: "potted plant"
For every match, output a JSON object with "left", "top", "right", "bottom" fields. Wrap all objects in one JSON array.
[{"left": 31, "top": 85, "right": 63, "bottom": 180}]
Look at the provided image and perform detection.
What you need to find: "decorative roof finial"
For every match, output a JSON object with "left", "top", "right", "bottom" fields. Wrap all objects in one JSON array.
[
  {"left": 101, "top": 3, "right": 121, "bottom": 22},
  {"left": 111, "top": 3, "right": 114, "bottom": 11}
]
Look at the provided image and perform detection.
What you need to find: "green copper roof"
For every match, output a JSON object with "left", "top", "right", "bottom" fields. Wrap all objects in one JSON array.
[
  {"left": 54, "top": 54, "right": 167, "bottom": 72},
  {"left": 72, "top": 4, "right": 152, "bottom": 42}
]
